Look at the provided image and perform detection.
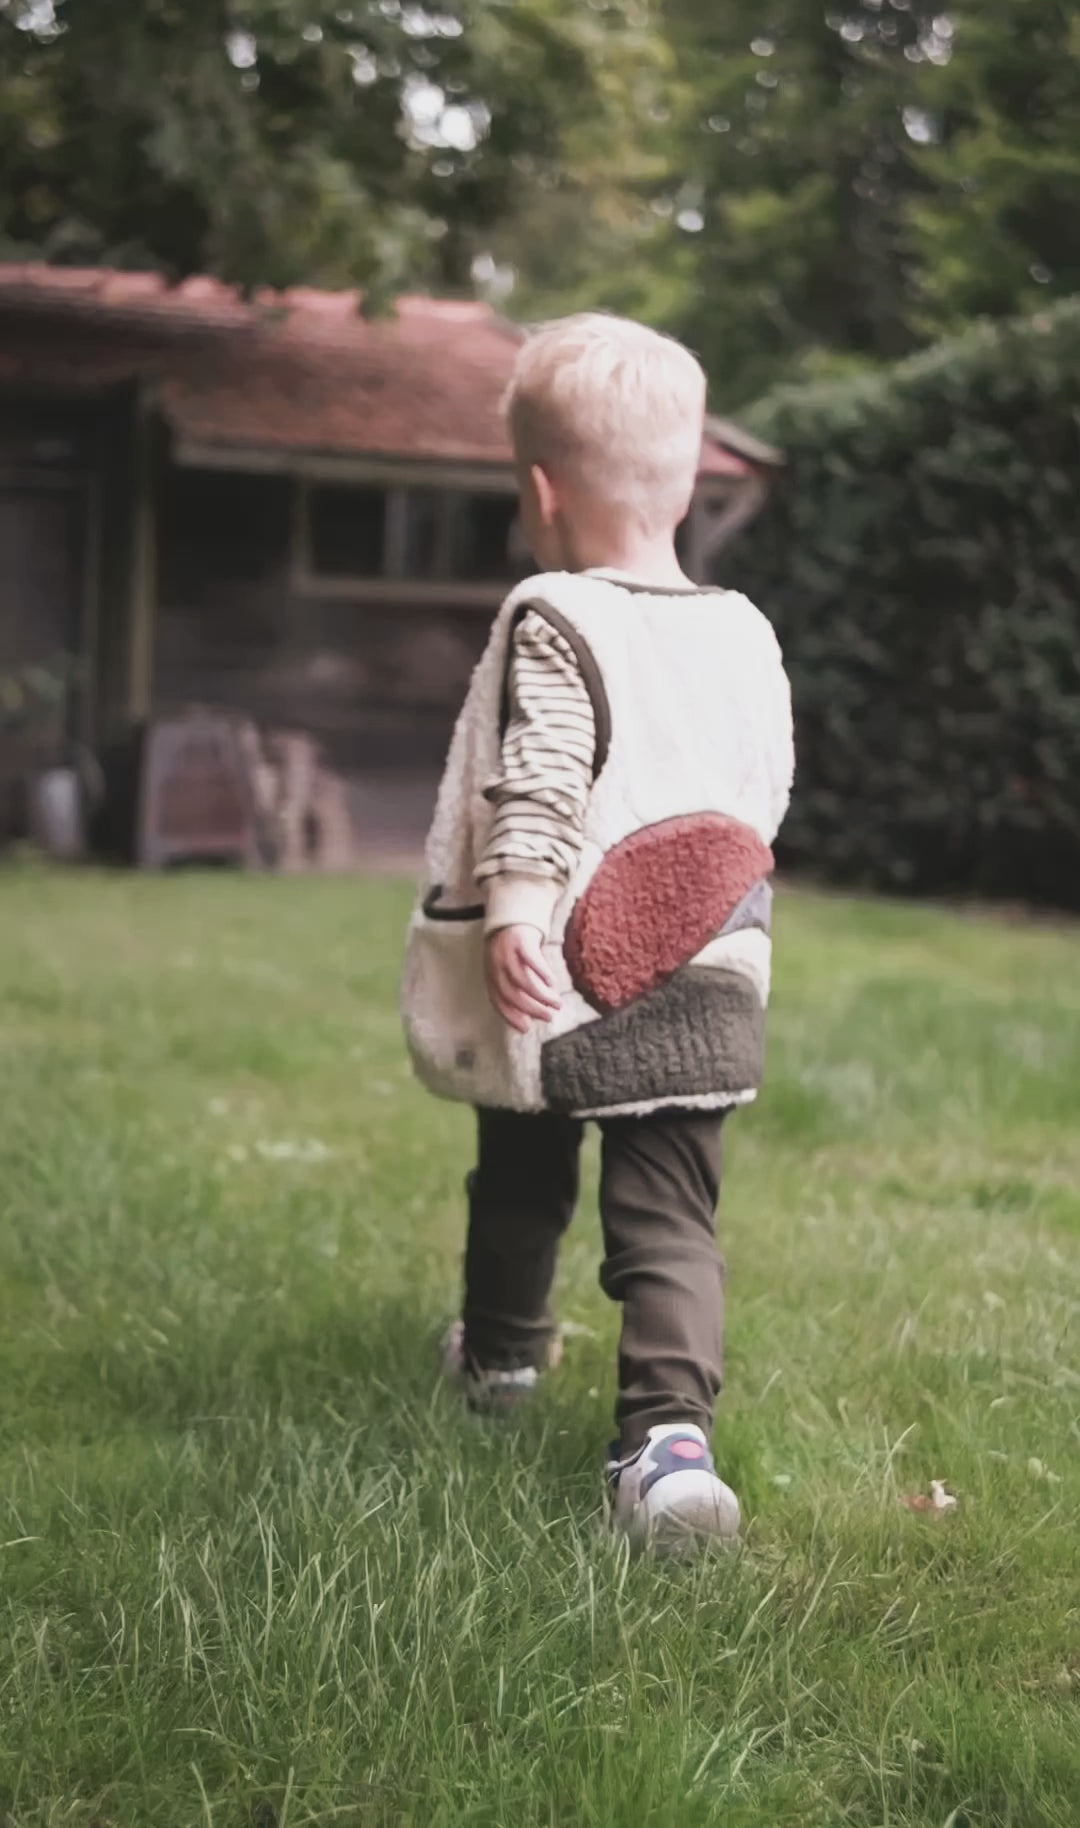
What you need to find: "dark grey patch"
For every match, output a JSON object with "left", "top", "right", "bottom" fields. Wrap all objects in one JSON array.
[
  {"left": 541, "top": 967, "right": 764, "bottom": 1115},
  {"left": 720, "top": 878, "right": 773, "bottom": 937}
]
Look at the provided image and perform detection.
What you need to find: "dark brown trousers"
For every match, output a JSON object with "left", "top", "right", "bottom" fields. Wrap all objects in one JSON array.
[{"left": 463, "top": 1106, "right": 727, "bottom": 1453}]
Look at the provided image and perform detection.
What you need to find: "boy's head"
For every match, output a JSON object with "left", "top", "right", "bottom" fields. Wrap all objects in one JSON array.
[{"left": 504, "top": 312, "right": 706, "bottom": 572}]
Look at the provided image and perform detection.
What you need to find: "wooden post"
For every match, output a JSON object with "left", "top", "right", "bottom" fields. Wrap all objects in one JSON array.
[
  {"left": 701, "top": 476, "right": 769, "bottom": 571},
  {"left": 385, "top": 487, "right": 409, "bottom": 577},
  {"left": 288, "top": 474, "right": 310, "bottom": 592},
  {"left": 79, "top": 460, "right": 104, "bottom": 749},
  {"left": 684, "top": 495, "right": 710, "bottom": 583},
  {"left": 127, "top": 391, "right": 158, "bottom": 723}
]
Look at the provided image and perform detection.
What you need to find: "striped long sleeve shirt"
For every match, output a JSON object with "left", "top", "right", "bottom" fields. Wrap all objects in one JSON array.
[{"left": 475, "top": 610, "right": 595, "bottom": 934}]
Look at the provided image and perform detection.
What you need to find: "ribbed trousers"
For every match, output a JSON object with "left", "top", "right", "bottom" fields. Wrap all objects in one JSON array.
[{"left": 462, "top": 1106, "right": 727, "bottom": 1453}]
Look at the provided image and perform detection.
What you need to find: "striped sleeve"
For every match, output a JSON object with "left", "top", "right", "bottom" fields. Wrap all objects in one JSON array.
[{"left": 475, "top": 609, "right": 595, "bottom": 915}]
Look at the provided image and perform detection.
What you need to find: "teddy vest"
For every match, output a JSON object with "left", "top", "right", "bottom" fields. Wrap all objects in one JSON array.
[{"left": 402, "top": 569, "right": 793, "bottom": 1119}]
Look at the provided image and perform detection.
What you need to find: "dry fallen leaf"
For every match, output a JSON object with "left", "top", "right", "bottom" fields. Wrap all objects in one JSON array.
[{"left": 900, "top": 1479, "right": 958, "bottom": 1517}]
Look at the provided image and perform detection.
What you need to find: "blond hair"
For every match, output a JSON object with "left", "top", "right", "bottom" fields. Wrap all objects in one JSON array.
[{"left": 504, "top": 312, "right": 706, "bottom": 534}]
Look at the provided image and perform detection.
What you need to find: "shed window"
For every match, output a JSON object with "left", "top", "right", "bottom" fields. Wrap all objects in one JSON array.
[
  {"left": 302, "top": 481, "right": 523, "bottom": 589},
  {"left": 160, "top": 470, "right": 292, "bottom": 589},
  {"left": 308, "top": 484, "right": 387, "bottom": 577},
  {"left": 453, "top": 495, "right": 520, "bottom": 580}
]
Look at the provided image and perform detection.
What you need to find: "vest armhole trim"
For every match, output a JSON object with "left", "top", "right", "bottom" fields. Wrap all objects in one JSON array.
[{"left": 498, "top": 599, "right": 613, "bottom": 782}]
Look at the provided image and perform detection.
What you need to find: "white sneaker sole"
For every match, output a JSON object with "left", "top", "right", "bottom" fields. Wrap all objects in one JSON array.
[
  {"left": 439, "top": 1321, "right": 560, "bottom": 1413},
  {"left": 634, "top": 1470, "right": 741, "bottom": 1554}
]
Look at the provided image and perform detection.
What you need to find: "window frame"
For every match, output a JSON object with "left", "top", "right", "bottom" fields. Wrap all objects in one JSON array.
[{"left": 289, "top": 461, "right": 521, "bottom": 607}]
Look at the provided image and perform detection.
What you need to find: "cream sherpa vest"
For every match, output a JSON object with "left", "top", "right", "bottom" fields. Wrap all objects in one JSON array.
[{"left": 402, "top": 570, "right": 794, "bottom": 1118}]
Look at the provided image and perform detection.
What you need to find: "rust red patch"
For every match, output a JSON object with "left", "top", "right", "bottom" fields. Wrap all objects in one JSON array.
[{"left": 565, "top": 813, "right": 773, "bottom": 1014}]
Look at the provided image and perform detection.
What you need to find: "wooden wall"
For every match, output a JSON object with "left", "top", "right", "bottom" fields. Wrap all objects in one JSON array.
[
  {"left": 0, "top": 401, "right": 96, "bottom": 841},
  {"left": 154, "top": 466, "right": 493, "bottom": 857}
]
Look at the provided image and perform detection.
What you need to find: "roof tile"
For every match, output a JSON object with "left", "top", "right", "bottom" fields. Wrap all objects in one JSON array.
[{"left": 0, "top": 264, "right": 755, "bottom": 476}]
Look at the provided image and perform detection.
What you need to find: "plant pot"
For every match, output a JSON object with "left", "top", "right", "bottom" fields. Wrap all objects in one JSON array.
[{"left": 30, "top": 767, "right": 85, "bottom": 860}]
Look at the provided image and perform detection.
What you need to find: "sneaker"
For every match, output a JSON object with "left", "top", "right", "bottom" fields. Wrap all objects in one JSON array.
[
  {"left": 608, "top": 1423, "right": 741, "bottom": 1553},
  {"left": 440, "top": 1320, "right": 561, "bottom": 1415}
]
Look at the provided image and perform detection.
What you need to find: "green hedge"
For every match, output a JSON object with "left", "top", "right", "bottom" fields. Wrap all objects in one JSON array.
[{"left": 725, "top": 299, "right": 1080, "bottom": 909}]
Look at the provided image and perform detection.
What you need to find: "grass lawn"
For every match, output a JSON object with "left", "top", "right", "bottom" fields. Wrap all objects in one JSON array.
[{"left": 1, "top": 867, "right": 1078, "bottom": 1828}]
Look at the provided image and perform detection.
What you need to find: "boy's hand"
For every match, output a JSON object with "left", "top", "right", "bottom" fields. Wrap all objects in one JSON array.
[{"left": 485, "top": 925, "right": 561, "bottom": 1033}]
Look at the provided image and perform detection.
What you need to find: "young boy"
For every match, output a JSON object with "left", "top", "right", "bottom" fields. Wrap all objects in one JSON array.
[{"left": 403, "top": 313, "right": 794, "bottom": 1551}]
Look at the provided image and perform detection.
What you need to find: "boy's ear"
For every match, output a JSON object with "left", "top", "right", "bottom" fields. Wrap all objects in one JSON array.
[{"left": 531, "top": 464, "right": 559, "bottom": 527}]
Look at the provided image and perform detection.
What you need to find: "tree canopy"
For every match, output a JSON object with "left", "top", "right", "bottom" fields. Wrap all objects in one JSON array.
[
  {"left": 655, "top": 0, "right": 1080, "bottom": 400},
  {"left": 1, "top": 0, "right": 1078, "bottom": 400},
  {"left": 0, "top": 0, "right": 657, "bottom": 298}
]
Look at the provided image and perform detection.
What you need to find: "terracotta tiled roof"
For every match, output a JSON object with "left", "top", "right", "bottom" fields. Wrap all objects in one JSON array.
[{"left": 0, "top": 265, "right": 757, "bottom": 477}]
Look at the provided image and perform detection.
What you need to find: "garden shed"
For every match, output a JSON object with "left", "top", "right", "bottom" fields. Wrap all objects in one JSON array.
[{"left": 0, "top": 265, "right": 781, "bottom": 861}]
